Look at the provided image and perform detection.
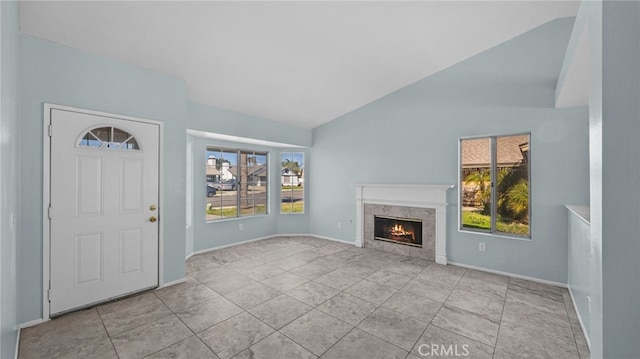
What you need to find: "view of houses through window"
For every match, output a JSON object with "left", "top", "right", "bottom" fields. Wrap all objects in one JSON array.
[
  {"left": 460, "top": 134, "right": 530, "bottom": 237},
  {"left": 206, "top": 147, "right": 268, "bottom": 221},
  {"left": 281, "top": 152, "right": 304, "bottom": 213}
]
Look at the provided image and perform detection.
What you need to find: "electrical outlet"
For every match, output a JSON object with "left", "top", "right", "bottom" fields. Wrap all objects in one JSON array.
[
  {"left": 239, "top": 223, "right": 244, "bottom": 231},
  {"left": 338, "top": 222, "right": 342, "bottom": 229},
  {"left": 479, "top": 242, "right": 486, "bottom": 252}
]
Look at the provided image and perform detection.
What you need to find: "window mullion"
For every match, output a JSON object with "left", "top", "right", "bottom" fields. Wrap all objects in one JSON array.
[
  {"left": 236, "top": 150, "right": 241, "bottom": 218},
  {"left": 490, "top": 137, "right": 497, "bottom": 233}
]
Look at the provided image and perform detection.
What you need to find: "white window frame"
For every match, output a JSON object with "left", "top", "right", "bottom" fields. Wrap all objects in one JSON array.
[
  {"left": 205, "top": 146, "right": 269, "bottom": 222},
  {"left": 458, "top": 133, "right": 531, "bottom": 239},
  {"left": 280, "top": 152, "right": 305, "bottom": 214}
]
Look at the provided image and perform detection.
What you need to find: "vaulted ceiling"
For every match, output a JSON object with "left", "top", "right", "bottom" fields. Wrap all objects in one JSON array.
[{"left": 19, "top": 1, "right": 579, "bottom": 129}]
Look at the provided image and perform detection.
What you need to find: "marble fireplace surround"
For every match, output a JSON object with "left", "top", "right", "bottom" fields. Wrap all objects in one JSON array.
[{"left": 355, "top": 184, "right": 454, "bottom": 265}]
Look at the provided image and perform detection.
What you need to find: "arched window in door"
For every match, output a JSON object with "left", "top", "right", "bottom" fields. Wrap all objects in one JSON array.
[{"left": 79, "top": 126, "right": 140, "bottom": 150}]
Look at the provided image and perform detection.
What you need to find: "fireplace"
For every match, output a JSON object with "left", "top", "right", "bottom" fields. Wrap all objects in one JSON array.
[
  {"left": 355, "top": 184, "right": 454, "bottom": 264},
  {"left": 374, "top": 216, "right": 422, "bottom": 247}
]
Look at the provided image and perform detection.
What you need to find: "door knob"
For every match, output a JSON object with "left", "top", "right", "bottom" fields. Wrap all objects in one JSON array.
[
  {"left": 149, "top": 216, "right": 157, "bottom": 223},
  {"left": 149, "top": 205, "right": 157, "bottom": 211}
]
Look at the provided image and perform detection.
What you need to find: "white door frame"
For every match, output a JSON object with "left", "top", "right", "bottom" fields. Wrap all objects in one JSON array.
[{"left": 42, "top": 103, "right": 164, "bottom": 320}]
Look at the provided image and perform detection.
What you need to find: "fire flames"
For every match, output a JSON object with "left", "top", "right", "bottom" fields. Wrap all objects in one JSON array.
[{"left": 390, "top": 223, "right": 415, "bottom": 240}]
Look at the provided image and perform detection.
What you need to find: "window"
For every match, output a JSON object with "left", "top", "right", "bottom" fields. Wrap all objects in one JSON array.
[
  {"left": 206, "top": 147, "right": 268, "bottom": 221},
  {"left": 281, "top": 152, "right": 304, "bottom": 213},
  {"left": 460, "top": 134, "right": 530, "bottom": 237},
  {"left": 79, "top": 126, "right": 139, "bottom": 150}
]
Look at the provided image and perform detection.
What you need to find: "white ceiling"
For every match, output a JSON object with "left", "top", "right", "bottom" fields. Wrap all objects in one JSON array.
[{"left": 19, "top": 1, "right": 579, "bottom": 129}]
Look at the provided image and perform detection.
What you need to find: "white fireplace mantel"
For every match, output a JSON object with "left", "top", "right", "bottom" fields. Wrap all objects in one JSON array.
[{"left": 355, "top": 184, "right": 454, "bottom": 265}]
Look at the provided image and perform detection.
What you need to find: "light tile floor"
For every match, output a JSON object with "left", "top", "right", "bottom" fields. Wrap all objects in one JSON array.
[{"left": 19, "top": 236, "right": 590, "bottom": 359}]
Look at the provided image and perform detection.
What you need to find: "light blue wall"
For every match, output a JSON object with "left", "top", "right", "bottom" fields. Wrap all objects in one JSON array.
[
  {"left": 276, "top": 180, "right": 310, "bottom": 236},
  {"left": 187, "top": 102, "right": 311, "bottom": 254},
  {"left": 188, "top": 101, "right": 311, "bottom": 147},
  {"left": 555, "top": 1, "right": 589, "bottom": 107},
  {"left": 310, "top": 18, "right": 589, "bottom": 283},
  {"left": 19, "top": 35, "right": 188, "bottom": 324},
  {"left": 601, "top": 2, "right": 640, "bottom": 358},
  {"left": 0, "top": 1, "right": 20, "bottom": 357}
]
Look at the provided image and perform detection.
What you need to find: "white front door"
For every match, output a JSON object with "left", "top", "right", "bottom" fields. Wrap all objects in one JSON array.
[{"left": 49, "top": 108, "right": 159, "bottom": 316}]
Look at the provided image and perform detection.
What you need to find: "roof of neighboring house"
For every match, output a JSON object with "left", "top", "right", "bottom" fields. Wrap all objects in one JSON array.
[
  {"left": 205, "top": 166, "right": 221, "bottom": 176},
  {"left": 251, "top": 165, "right": 268, "bottom": 178},
  {"left": 462, "top": 135, "right": 528, "bottom": 168},
  {"left": 281, "top": 168, "right": 297, "bottom": 176}
]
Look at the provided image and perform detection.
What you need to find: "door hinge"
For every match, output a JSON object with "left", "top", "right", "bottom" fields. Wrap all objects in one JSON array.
[
  {"left": 48, "top": 206, "right": 52, "bottom": 219},
  {"left": 47, "top": 288, "right": 52, "bottom": 302},
  {"left": 48, "top": 124, "right": 52, "bottom": 137}
]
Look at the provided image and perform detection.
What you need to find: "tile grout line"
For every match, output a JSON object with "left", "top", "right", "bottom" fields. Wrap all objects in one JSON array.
[{"left": 491, "top": 276, "right": 510, "bottom": 359}]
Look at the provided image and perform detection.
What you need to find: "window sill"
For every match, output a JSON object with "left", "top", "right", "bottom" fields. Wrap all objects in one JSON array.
[{"left": 206, "top": 214, "right": 268, "bottom": 224}]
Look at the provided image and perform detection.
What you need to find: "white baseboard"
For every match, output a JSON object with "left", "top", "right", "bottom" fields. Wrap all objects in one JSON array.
[
  {"left": 436, "top": 254, "right": 448, "bottom": 265},
  {"left": 188, "top": 235, "right": 280, "bottom": 258},
  {"left": 187, "top": 233, "right": 358, "bottom": 259},
  {"left": 303, "top": 234, "right": 356, "bottom": 246},
  {"left": 252, "top": 233, "right": 355, "bottom": 247},
  {"left": 568, "top": 286, "right": 592, "bottom": 350},
  {"left": 159, "top": 277, "right": 186, "bottom": 288},
  {"left": 447, "top": 261, "right": 567, "bottom": 288},
  {"left": 19, "top": 318, "right": 45, "bottom": 329}
]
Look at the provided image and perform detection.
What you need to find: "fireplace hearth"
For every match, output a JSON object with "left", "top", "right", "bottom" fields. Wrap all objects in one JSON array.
[{"left": 374, "top": 216, "right": 422, "bottom": 247}]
